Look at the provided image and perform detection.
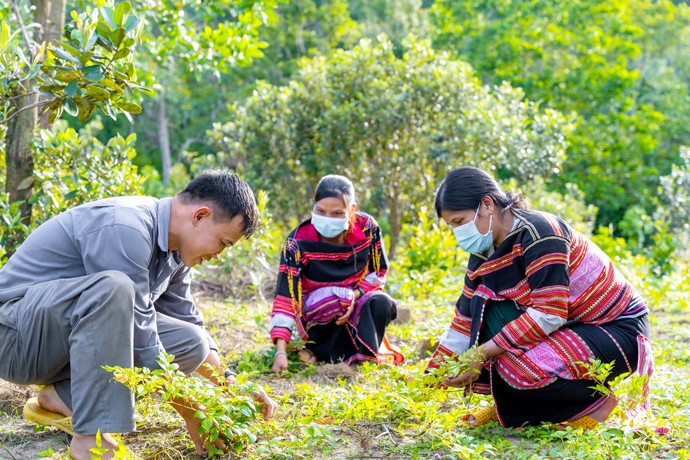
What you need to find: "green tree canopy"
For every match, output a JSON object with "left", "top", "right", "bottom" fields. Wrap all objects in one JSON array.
[
  {"left": 431, "top": 0, "right": 690, "bottom": 227},
  {"left": 211, "top": 37, "right": 572, "bottom": 256}
]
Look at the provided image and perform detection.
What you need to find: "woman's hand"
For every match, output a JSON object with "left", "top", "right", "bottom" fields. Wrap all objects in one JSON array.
[
  {"left": 271, "top": 342, "right": 289, "bottom": 374},
  {"left": 336, "top": 288, "right": 360, "bottom": 325},
  {"left": 271, "top": 352, "right": 289, "bottom": 374},
  {"left": 443, "top": 341, "right": 504, "bottom": 388},
  {"left": 336, "top": 301, "right": 355, "bottom": 325},
  {"left": 442, "top": 359, "right": 484, "bottom": 388}
]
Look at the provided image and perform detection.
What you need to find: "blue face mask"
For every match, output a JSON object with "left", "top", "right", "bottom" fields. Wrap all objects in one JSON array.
[
  {"left": 452, "top": 203, "right": 493, "bottom": 254},
  {"left": 311, "top": 212, "right": 349, "bottom": 238}
]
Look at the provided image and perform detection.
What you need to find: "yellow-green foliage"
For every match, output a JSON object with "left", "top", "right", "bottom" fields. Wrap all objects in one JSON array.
[
  {"left": 0, "top": 121, "right": 145, "bottom": 264},
  {"left": 106, "top": 353, "right": 262, "bottom": 457},
  {"left": 32, "top": 122, "right": 145, "bottom": 224}
]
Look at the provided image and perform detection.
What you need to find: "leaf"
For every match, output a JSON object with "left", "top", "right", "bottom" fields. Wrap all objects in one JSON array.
[
  {"left": 47, "top": 104, "right": 63, "bottom": 124},
  {"left": 123, "top": 15, "right": 140, "bottom": 33},
  {"left": 70, "top": 29, "right": 84, "bottom": 46},
  {"left": 95, "top": 21, "right": 113, "bottom": 40},
  {"left": 100, "top": 7, "right": 118, "bottom": 29},
  {"left": 85, "top": 31, "right": 99, "bottom": 52},
  {"left": 51, "top": 46, "right": 81, "bottom": 64},
  {"left": 27, "top": 64, "right": 41, "bottom": 80},
  {"left": 111, "top": 28, "right": 125, "bottom": 48},
  {"left": 85, "top": 85, "right": 111, "bottom": 101},
  {"left": 53, "top": 70, "right": 79, "bottom": 83},
  {"left": 1, "top": 20, "right": 10, "bottom": 49},
  {"left": 201, "top": 417, "right": 213, "bottom": 431},
  {"left": 104, "top": 100, "right": 118, "bottom": 120},
  {"left": 37, "top": 447, "right": 55, "bottom": 457},
  {"left": 17, "top": 176, "right": 34, "bottom": 191},
  {"left": 61, "top": 42, "right": 82, "bottom": 59},
  {"left": 70, "top": 11, "right": 82, "bottom": 29},
  {"left": 63, "top": 98, "right": 78, "bottom": 116},
  {"left": 39, "top": 84, "right": 67, "bottom": 93},
  {"left": 100, "top": 78, "right": 124, "bottom": 92},
  {"left": 115, "top": 100, "right": 142, "bottom": 114},
  {"left": 65, "top": 80, "right": 79, "bottom": 98},
  {"left": 114, "top": 2, "right": 131, "bottom": 26},
  {"left": 79, "top": 51, "right": 94, "bottom": 65},
  {"left": 84, "top": 65, "right": 104, "bottom": 82},
  {"left": 64, "top": 190, "right": 78, "bottom": 200},
  {"left": 112, "top": 47, "right": 130, "bottom": 60}
]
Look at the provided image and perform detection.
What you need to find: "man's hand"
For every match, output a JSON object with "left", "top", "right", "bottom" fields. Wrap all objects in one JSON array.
[
  {"left": 224, "top": 374, "right": 277, "bottom": 420},
  {"left": 252, "top": 387, "right": 278, "bottom": 420},
  {"left": 170, "top": 398, "right": 226, "bottom": 455}
]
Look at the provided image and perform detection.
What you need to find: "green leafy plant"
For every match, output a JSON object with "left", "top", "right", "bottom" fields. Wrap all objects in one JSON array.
[
  {"left": 423, "top": 345, "right": 486, "bottom": 389},
  {"left": 31, "top": 121, "right": 145, "bottom": 224},
  {"left": 105, "top": 352, "right": 264, "bottom": 456},
  {"left": 581, "top": 357, "right": 618, "bottom": 398},
  {"left": 88, "top": 430, "right": 131, "bottom": 459},
  {"left": 580, "top": 357, "right": 651, "bottom": 427},
  {"left": 1, "top": 1, "right": 146, "bottom": 125}
]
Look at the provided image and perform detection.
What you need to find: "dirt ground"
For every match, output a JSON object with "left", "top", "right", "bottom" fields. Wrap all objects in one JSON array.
[
  {"left": 0, "top": 296, "right": 370, "bottom": 460},
  {"left": 0, "top": 381, "right": 69, "bottom": 459}
]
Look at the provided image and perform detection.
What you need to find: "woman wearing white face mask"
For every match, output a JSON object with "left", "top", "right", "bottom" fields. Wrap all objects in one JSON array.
[
  {"left": 269, "top": 175, "right": 404, "bottom": 374},
  {"left": 428, "top": 166, "right": 652, "bottom": 430}
]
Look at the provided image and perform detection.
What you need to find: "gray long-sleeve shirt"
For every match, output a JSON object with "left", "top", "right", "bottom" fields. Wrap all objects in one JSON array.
[{"left": 0, "top": 196, "right": 213, "bottom": 369}]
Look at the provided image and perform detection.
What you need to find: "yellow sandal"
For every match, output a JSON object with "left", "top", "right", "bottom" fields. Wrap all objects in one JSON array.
[
  {"left": 555, "top": 415, "right": 600, "bottom": 431},
  {"left": 460, "top": 405, "right": 498, "bottom": 427},
  {"left": 23, "top": 397, "right": 74, "bottom": 436}
]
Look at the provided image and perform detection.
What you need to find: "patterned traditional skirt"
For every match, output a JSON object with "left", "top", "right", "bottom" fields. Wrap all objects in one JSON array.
[
  {"left": 474, "top": 300, "right": 652, "bottom": 427},
  {"left": 302, "top": 288, "right": 402, "bottom": 365}
]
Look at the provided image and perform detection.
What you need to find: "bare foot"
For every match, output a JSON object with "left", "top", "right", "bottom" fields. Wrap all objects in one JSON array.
[
  {"left": 588, "top": 395, "right": 619, "bottom": 422},
  {"left": 70, "top": 433, "right": 120, "bottom": 460},
  {"left": 37, "top": 384, "right": 72, "bottom": 416},
  {"left": 37, "top": 386, "right": 127, "bottom": 459},
  {"left": 298, "top": 349, "right": 317, "bottom": 365}
]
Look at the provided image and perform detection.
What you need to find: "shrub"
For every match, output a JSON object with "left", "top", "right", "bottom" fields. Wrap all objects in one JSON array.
[
  {"left": 0, "top": 121, "right": 145, "bottom": 264},
  {"left": 31, "top": 121, "right": 145, "bottom": 225}
]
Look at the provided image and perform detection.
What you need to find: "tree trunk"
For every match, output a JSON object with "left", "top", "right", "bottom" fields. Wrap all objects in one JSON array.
[
  {"left": 37, "top": 0, "right": 66, "bottom": 129},
  {"left": 6, "top": 92, "right": 38, "bottom": 222},
  {"left": 157, "top": 94, "right": 172, "bottom": 183},
  {"left": 32, "top": 0, "right": 49, "bottom": 43},
  {"left": 387, "top": 187, "right": 401, "bottom": 261},
  {"left": 4, "top": 0, "right": 50, "bottom": 230}
]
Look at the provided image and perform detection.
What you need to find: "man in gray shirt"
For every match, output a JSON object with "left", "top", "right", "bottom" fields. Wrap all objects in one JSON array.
[{"left": 0, "top": 170, "right": 277, "bottom": 459}]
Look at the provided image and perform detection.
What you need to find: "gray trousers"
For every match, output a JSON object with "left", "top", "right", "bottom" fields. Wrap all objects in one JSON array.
[{"left": 0, "top": 271, "right": 210, "bottom": 435}]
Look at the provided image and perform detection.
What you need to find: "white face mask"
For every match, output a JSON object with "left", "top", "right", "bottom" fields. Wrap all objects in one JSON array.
[
  {"left": 311, "top": 212, "right": 349, "bottom": 238},
  {"left": 452, "top": 203, "right": 493, "bottom": 254}
]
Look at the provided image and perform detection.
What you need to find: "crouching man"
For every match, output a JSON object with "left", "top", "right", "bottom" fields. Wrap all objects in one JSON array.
[{"left": 0, "top": 170, "right": 277, "bottom": 459}]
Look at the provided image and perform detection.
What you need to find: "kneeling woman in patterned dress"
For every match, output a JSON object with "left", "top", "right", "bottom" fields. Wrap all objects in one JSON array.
[
  {"left": 270, "top": 175, "right": 403, "bottom": 374},
  {"left": 428, "top": 166, "right": 652, "bottom": 429}
]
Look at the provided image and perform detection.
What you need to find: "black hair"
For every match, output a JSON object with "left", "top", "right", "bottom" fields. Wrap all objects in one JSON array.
[
  {"left": 434, "top": 166, "right": 525, "bottom": 216},
  {"left": 314, "top": 174, "right": 356, "bottom": 208},
  {"left": 178, "top": 169, "right": 259, "bottom": 237}
]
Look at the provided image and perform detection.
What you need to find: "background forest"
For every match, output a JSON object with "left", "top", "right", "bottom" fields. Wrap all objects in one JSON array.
[{"left": 1, "top": 0, "right": 689, "bottom": 459}]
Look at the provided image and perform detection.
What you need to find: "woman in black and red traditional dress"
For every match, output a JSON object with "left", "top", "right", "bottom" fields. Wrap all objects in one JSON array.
[
  {"left": 270, "top": 175, "right": 403, "bottom": 373},
  {"left": 428, "top": 166, "right": 653, "bottom": 429}
]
